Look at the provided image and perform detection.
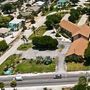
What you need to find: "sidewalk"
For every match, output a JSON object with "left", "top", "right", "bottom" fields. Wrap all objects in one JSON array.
[
  {"left": 4, "top": 84, "right": 75, "bottom": 90},
  {"left": 77, "top": 14, "right": 88, "bottom": 26},
  {"left": 61, "top": 14, "right": 70, "bottom": 21}
]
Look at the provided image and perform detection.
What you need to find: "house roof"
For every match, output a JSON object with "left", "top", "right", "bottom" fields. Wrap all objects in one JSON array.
[
  {"left": 0, "top": 28, "right": 10, "bottom": 34},
  {"left": 9, "top": 18, "right": 25, "bottom": 24},
  {"left": 58, "top": 0, "right": 68, "bottom": 3},
  {"left": 72, "top": 24, "right": 90, "bottom": 38},
  {"left": 66, "top": 37, "right": 88, "bottom": 57},
  {"left": 60, "top": 20, "right": 79, "bottom": 34}
]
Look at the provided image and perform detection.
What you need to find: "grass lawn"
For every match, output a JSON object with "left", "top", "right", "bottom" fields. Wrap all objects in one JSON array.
[
  {"left": 0, "top": 54, "right": 21, "bottom": 75},
  {"left": 16, "top": 60, "right": 56, "bottom": 73},
  {"left": 29, "top": 26, "right": 47, "bottom": 40},
  {"left": 17, "top": 43, "right": 33, "bottom": 51},
  {"left": 67, "top": 62, "right": 90, "bottom": 71}
]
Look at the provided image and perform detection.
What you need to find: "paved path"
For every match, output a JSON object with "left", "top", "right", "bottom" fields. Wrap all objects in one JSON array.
[
  {"left": 0, "top": 16, "right": 46, "bottom": 65},
  {"left": 2, "top": 84, "right": 75, "bottom": 90},
  {"left": 61, "top": 14, "right": 70, "bottom": 21},
  {"left": 77, "top": 14, "right": 88, "bottom": 26}
]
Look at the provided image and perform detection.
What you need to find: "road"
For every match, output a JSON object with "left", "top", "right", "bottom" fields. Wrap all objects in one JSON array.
[{"left": 0, "top": 72, "right": 89, "bottom": 87}]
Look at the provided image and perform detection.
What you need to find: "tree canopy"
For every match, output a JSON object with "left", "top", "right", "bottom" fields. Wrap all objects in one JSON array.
[
  {"left": 73, "top": 76, "right": 88, "bottom": 90},
  {"left": 32, "top": 36, "right": 58, "bottom": 50},
  {"left": 0, "top": 40, "right": 8, "bottom": 52},
  {"left": 69, "top": 9, "right": 80, "bottom": 23},
  {"left": 0, "top": 15, "right": 12, "bottom": 27},
  {"left": 1, "top": 3, "right": 16, "bottom": 14},
  {"left": 45, "top": 13, "right": 62, "bottom": 29}
]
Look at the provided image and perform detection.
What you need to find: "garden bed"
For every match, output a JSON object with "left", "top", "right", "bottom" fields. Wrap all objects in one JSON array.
[
  {"left": 17, "top": 43, "right": 33, "bottom": 51},
  {"left": 0, "top": 55, "right": 56, "bottom": 75},
  {"left": 29, "top": 26, "right": 47, "bottom": 40}
]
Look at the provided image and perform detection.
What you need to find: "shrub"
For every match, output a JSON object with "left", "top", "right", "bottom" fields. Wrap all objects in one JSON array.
[
  {"left": 32, "top": 36, "right": 58, "bottom": 50},
  {"left": 43, "top": 56, "right": 52, "bottom": 65},
  {"left": 0, "top": 40, "right": 8, "bottom": 51},
  {"left": 84, "top": 42, "right": 90, "bottom": 65},
  {"left": 65, "top": 55, "right": 83, "bottom": 63}
]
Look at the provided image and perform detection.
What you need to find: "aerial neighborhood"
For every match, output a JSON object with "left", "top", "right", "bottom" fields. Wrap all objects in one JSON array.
[{"left": 0, "top": 0, "right": 90, "bottom": 90}]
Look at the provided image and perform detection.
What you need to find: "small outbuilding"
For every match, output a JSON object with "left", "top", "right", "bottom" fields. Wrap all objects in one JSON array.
[
  {"left": 9, "top": 18, "right": 25, "bottom": 31},
  {"left": 0, "top": 28, "right": 10, "bottom": 38}
]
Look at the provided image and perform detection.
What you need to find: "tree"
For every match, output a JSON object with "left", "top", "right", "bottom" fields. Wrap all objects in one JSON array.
[
  {"left": 10, "top": 80, "right": 17, "bottom": 90},
  {"left": 84, "top": 43, "right": 90, "bottom": 65},
  {"left": 0, "top": 40, "right": 8, "bottom": 52},
  {"left": 70, "top": 0, "right": 79, "bottom": 5},
  {"left": 1, "top": 3, "right": 15, "bottom": 14},
  {"left": 69, "top": 9, "right": 80, "bottom": 23},
  {"left": 30, "top": 16, "right": 35, "bottom": 24},
  {"left": 0, "top": 82, "right": 5, "bottom": 90},
  {"left": 32, "top": 26, "right": 36, "bottom": 34},
  {"left": 73, "top": 76, "right": 87, "bottom": 90},
  {"left": 32, "top": 36, "right": 58, "bottom": 50},
  {"left": 45, "top": 13, "right": 62, "bottom": 29}
]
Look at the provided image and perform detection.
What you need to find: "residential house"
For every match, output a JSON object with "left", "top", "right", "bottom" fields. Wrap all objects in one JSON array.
[
  {"left": 9, "top": 18, "right": 25, "bottom": 31},
  {"left": 59, "top": 20, "right": 90, "bottom": 58},
  {"left": 66, "top": 37, "right": 89, "bottom": 58}
]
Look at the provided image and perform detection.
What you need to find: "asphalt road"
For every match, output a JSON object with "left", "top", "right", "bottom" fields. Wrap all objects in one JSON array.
[{"left": 0, "top": 72, "right": 89, "bottom": 87}]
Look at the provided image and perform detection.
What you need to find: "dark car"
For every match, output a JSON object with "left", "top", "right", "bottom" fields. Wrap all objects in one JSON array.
[{"left": 53, "top": 74, "right": 62, "bottom": 79}]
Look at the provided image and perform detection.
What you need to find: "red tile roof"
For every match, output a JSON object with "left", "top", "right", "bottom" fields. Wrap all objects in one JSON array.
[
  {"left": 72, "top": 24, "right": 90, "bottom": 38},
  {"left": 60, "top": 20, "right": 80, "bottom": 34},
  {"left": 66, "top": 37, "right": 88, "bottom": 57}
]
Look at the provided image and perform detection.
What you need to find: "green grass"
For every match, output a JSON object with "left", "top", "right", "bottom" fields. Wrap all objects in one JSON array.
[
  {"left": 67, "top": 62, "right": 90, "bottom": 71},
  {"left": 29, "top": 26, "right": 47, "bottom": 40},
  {"left": 17, "top": 43, "right": 33, "bottom": 51},
  {"left": 0, "top": 54, "right": 21, "bottom": 75},
  {"left": 16, "top": 60, "right": 56, "bottom": 73}
]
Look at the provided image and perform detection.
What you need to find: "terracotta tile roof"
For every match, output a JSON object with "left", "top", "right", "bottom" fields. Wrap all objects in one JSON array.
[
  {"left": 60, "top": 20, "right": 79, "bottom": 34},
  {"left": 66, "top": 38, "right": 89, "bottom": 57},
  {"left": 72, "top": 24, "right": 90, "bottom": 38}
]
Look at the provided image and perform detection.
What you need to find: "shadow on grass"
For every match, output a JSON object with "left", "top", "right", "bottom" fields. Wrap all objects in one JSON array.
[{"left": 32, "top": 46, "right": 57, "bottom": 51}]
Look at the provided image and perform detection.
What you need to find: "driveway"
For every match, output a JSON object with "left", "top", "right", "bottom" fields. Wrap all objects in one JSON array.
[{"left": 56, "top": 40, "right": 71, "bottom": 73}]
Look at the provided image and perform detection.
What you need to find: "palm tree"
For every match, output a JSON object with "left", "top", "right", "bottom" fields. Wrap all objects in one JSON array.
[
  {"left": 32, "top": 26, "right": 36, "bottom": 35},
  {"left": 0, "top": 82, "right": 5, "bottom": 90},
  {"left": 10, "top": 80, "right": 17, "bottom": 90}
]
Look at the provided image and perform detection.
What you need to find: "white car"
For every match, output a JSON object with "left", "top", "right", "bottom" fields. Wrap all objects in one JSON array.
[{"left": 14, "top": 75, "right": 23, "bottom": 81}]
